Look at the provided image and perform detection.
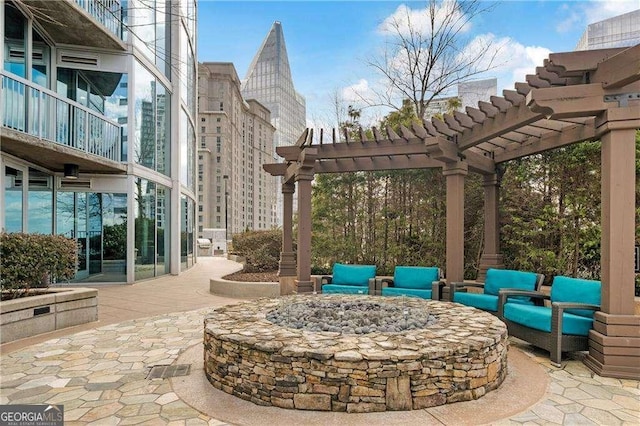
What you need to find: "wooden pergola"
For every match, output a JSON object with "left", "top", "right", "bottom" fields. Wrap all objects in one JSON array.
[{"left": 264, "top": 45, "right": 640, "bottom": 379}]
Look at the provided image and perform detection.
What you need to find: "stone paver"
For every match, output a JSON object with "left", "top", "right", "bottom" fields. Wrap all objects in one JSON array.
[{"left": 1, "top": 257, "right": 638, "bottom": 424}]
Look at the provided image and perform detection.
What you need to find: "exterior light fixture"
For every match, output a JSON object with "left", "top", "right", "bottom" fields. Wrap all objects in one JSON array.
[{"left": 64, "top": 163, "right": 79, "bottom": 179}]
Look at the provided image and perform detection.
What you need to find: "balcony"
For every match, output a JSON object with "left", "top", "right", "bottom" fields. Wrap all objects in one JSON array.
[
  {"left": 1, "top": 72, "right": 126, "bottom": 175},
  {"left": 21, "top": 0, "right": 126, "bottom": 51}
]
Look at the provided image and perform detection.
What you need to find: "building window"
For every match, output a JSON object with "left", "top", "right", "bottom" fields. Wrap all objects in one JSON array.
[
  {"left": 216, "top": 126, "right": 221, "bottom": 133},
  {"left": 201, "top": 117, "right": 206, "bottom": 122}
]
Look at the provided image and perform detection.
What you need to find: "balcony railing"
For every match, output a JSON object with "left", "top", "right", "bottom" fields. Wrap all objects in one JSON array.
[
  {"left": 74, "top": 0, "right": 124, "bottom": 40},
  {"left": 2, "top": 72, "right": 123, "bottom": 163}
]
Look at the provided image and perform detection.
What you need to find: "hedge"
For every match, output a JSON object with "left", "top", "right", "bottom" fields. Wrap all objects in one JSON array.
[
  {"left": 231, "top": 230, "right": 282, "bottom": 272},
  {"left": 1, "top": 233, "right": 77, "bottom": 296}
]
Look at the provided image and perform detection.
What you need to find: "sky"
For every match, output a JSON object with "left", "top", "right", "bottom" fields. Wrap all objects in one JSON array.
[{"left": 197, "top": 0, "right": 639, "bottom": 127}]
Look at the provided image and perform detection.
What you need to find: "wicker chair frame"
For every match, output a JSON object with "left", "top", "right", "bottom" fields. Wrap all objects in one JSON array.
[{"left": 498, "top": 289, "right": 600, "bottom": 366}]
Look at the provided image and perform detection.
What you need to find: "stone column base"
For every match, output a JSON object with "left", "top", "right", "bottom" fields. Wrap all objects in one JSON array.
[
  {"left": 478, "top": 254, "right": 504, "bottom": 281},
  {"left": 278, "top": 276, "right": 297, "bottom": 296},
  {"left": 278, "top": 252, "right": 297, "bottom": 277},
  {"left": 295, "top": 280, "right": 315, "bottom": 294},
  {"left": 583, "top": 312, "right": 640, "bottom": 380}
]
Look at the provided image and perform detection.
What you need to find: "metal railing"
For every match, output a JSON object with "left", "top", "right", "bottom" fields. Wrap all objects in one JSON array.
[
  {"left": 2, "top": 72, "right": 123, "bottom": 162},
  {"left": 74, "top": 0, "right": 124, "bottom": 40}
]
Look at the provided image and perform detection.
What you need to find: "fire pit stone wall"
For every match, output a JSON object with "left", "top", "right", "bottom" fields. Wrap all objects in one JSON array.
[{"left": 204, "top": 295, "right": 508, "bottom": 413}]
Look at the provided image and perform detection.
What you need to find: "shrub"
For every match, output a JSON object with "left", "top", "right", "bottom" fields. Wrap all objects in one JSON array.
[
  {"left": 1, "top": 233, "right": 77, "bottom": 297},
  {"left": 231, "top": 230, "right": 282, "bottom": 272}
]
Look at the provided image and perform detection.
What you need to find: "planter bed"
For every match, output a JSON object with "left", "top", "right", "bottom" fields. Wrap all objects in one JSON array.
[
  {"left": 0, "top": 288, "right": 98, "bottom": 344},
  {"left": 210, "top": 277, "right": 279, "bottom": 299}
]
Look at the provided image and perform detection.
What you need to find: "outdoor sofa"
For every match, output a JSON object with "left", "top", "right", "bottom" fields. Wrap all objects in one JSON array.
[
  {"left": 380, "top": 266, "right": 443, "bottom": 299},
  {"left": 319, "top": 263, "right": 376, "bottom": 295},
  {"left": 498, "top": 275, "right": 601, "bottom": 366},
  {"left": 447, "top": 268, "right": 544, "bottom": 315}
]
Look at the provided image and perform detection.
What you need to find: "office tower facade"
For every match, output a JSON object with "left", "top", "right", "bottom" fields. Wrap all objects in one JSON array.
[
  {"left": 575, "top": 9, "right": 640, "bottom": 50},
  {"left": 241, "top": 21, "right": 306, "bottom": 226},
  {"left": 198, "top": 63, "right": 276, "bottom": 240},
  {"left": 1, "top": 0, "right": 198, "bottom": 283},
  {"left": 425, "top": 78, "right": 497, "bottom": 118}
]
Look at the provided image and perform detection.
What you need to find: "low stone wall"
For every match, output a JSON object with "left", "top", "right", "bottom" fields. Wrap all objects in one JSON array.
[
  {"left": 0, "top": 288, "right": 98, "bottom": 344},
  {"left": 210, "top": 278, "right": 279, "bottom": 299},
  {"left": 204, "top": 295, "right": 508, "bottom": 412}
]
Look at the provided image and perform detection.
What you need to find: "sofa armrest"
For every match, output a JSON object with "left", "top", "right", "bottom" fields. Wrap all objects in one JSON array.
[
  {"left": 368, "top": 277, "right": 378, "bottom": 295},
  {"left": 498, "top": 289, "right": 549, "bottom": 318},
  {"left": 431, "top": 280, "right": 446, "bottom": 300},
  {"left": 320, "top": 275, "right": 333, "bottom": 285},
  {"left": 552, "top": 302, "right": 600, "bottom": 314},
  {"left": 312, "top": 276, "right": 323, "bottom": 293},
  {"left": 380, "top": 278, "right": 394, "bottom": 288},
  {"left": 449, "top": 281, "right": 483, "bottom": 301},
  {"left": 551, "top": 302, "right": 600, "bottom": 329}
]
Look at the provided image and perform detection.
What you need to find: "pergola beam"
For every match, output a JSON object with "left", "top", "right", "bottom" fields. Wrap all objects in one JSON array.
[
  {"left": 316, "top": 156, "right": 441, "bottom": 173},
  {"left": 494, "top": 119, "right": 596, "bottom": 163},
  {"left": 457, "top": 102, "right": 543, "bottom": 150},
  {"left": 591, "top": 44, "right": 640, "bottom": 88}
]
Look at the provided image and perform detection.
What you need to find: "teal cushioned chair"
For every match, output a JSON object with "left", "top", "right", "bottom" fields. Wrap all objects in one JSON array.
[
  {"left": 450, "top": 268, "right": 544, "bottom": 314},
  {"left": 380, "top": 266, "right": 442, "bottom": 299},
  {"left": 498, "top": 276, "right": 601, "bottom": 366},
  {"left": 321, "top": 263, "right": 376, "bottom": 295}
]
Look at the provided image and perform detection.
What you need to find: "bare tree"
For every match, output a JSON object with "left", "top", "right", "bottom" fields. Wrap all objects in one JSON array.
[{"left": 365, "top": 0, "right": 500, "bottom": 120}]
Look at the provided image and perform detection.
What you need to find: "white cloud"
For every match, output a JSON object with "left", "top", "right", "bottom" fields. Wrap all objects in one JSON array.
[
  {"left": 341, "top": 79, "right": 374, "bottom": 104},
  {"left": 480, "top": 37, "right": 552, "bottom": 93},
  {"left": 378, "top": 0, "right": 471, "bottom": 38}
]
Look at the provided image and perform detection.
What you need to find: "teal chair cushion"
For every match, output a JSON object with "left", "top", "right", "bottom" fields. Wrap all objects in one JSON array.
[
  {"left": 322, "top": 284, "right": 369, "bottom": 295},
  {"left": 503, "top": 303, "right": 594, "bottom": 336},
  {"left": 381, "top": 287, "right": 432, "bottom": 299},
  {"left": 484, "top": 268, "right": 539, "bottom": 296},
  {"left": 454, "top": 292, "right": 499, "bottom": 312},
  {"left": 550, "top": 276, "right": 601, "bottom": 318},
  {"left": 393, "top": 266, "right": 439, "bottom": 289},
  {"left": 331, "top": 263, "right": 376, "bottom": 286}
]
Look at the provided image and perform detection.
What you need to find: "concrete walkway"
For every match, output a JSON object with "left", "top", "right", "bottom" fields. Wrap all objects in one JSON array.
[{"left": 0, "top": 257, "right": 638, "bottom": 425}]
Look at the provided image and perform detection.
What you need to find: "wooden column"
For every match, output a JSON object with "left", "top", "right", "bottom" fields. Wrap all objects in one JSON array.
[
  {"left": 583, "top": 127, "right": 640, "bottom": 380},
  {"left": 443, "top": 161, "right": 468, "bottom": 283},
  {"left": 295, "top": 173, "right": 314, "bottom": 293},
  {"left": 294, "top": 149, "right": 317, "bottom": 293},
  {"left": 278, "top": 182, "right": 296, "bottom": 295},
  {"left": 478, "top": 173, "right": 504, "bottom": 281}
]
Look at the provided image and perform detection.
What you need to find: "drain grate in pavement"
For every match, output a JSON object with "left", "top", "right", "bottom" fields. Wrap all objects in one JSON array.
[{"left": 147, "top": 364, "right": 191, "bottom": 379}]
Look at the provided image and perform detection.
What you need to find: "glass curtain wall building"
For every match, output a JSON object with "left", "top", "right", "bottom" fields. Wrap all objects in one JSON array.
[
  {"left": 241, "top": 21, "right": 306, "bottom": 227},
  {"left": 0, "top": 0, "right": 197, "bottom": 283},
  {"left": 575, "top": 9, "right": 640, "bottom": 50}
]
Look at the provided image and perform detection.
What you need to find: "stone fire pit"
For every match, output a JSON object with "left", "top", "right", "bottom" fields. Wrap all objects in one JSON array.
[{"left": 203, "top": 295, "right": 508, "bottom": 413}]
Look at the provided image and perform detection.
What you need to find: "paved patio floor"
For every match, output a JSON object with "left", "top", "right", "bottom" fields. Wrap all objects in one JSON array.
[{"left": 1, "top": 257, "right": 638, "bottom": 425}]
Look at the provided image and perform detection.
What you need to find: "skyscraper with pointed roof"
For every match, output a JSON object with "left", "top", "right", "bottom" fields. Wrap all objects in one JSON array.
[{"left": 242, "top": 21, "right": 306, "bottom": 226}]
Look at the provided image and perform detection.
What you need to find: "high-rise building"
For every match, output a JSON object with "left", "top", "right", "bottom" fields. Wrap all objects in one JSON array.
[
  {"left": 458, "top": 78, "right": 497, "bottom": 110},
  {"left": 575, "top": 9, "right": 640, "bottom": 50},
  {"left": 425, "top": 78, "right": 497, "bottom": 118},
  {"left": 1, "top": 0, "right": 198, "bottom": 283},
  {"left": 241, "top": 21, "right": 306, "bottom": 226},
  {"left": 198, "top": 63, "right": 276, "bottom": 240}
]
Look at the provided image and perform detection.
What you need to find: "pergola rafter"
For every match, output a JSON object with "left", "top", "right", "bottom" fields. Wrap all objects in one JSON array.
[{"left": 264, "top": 45, "right": 640, "bottom": 380}]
